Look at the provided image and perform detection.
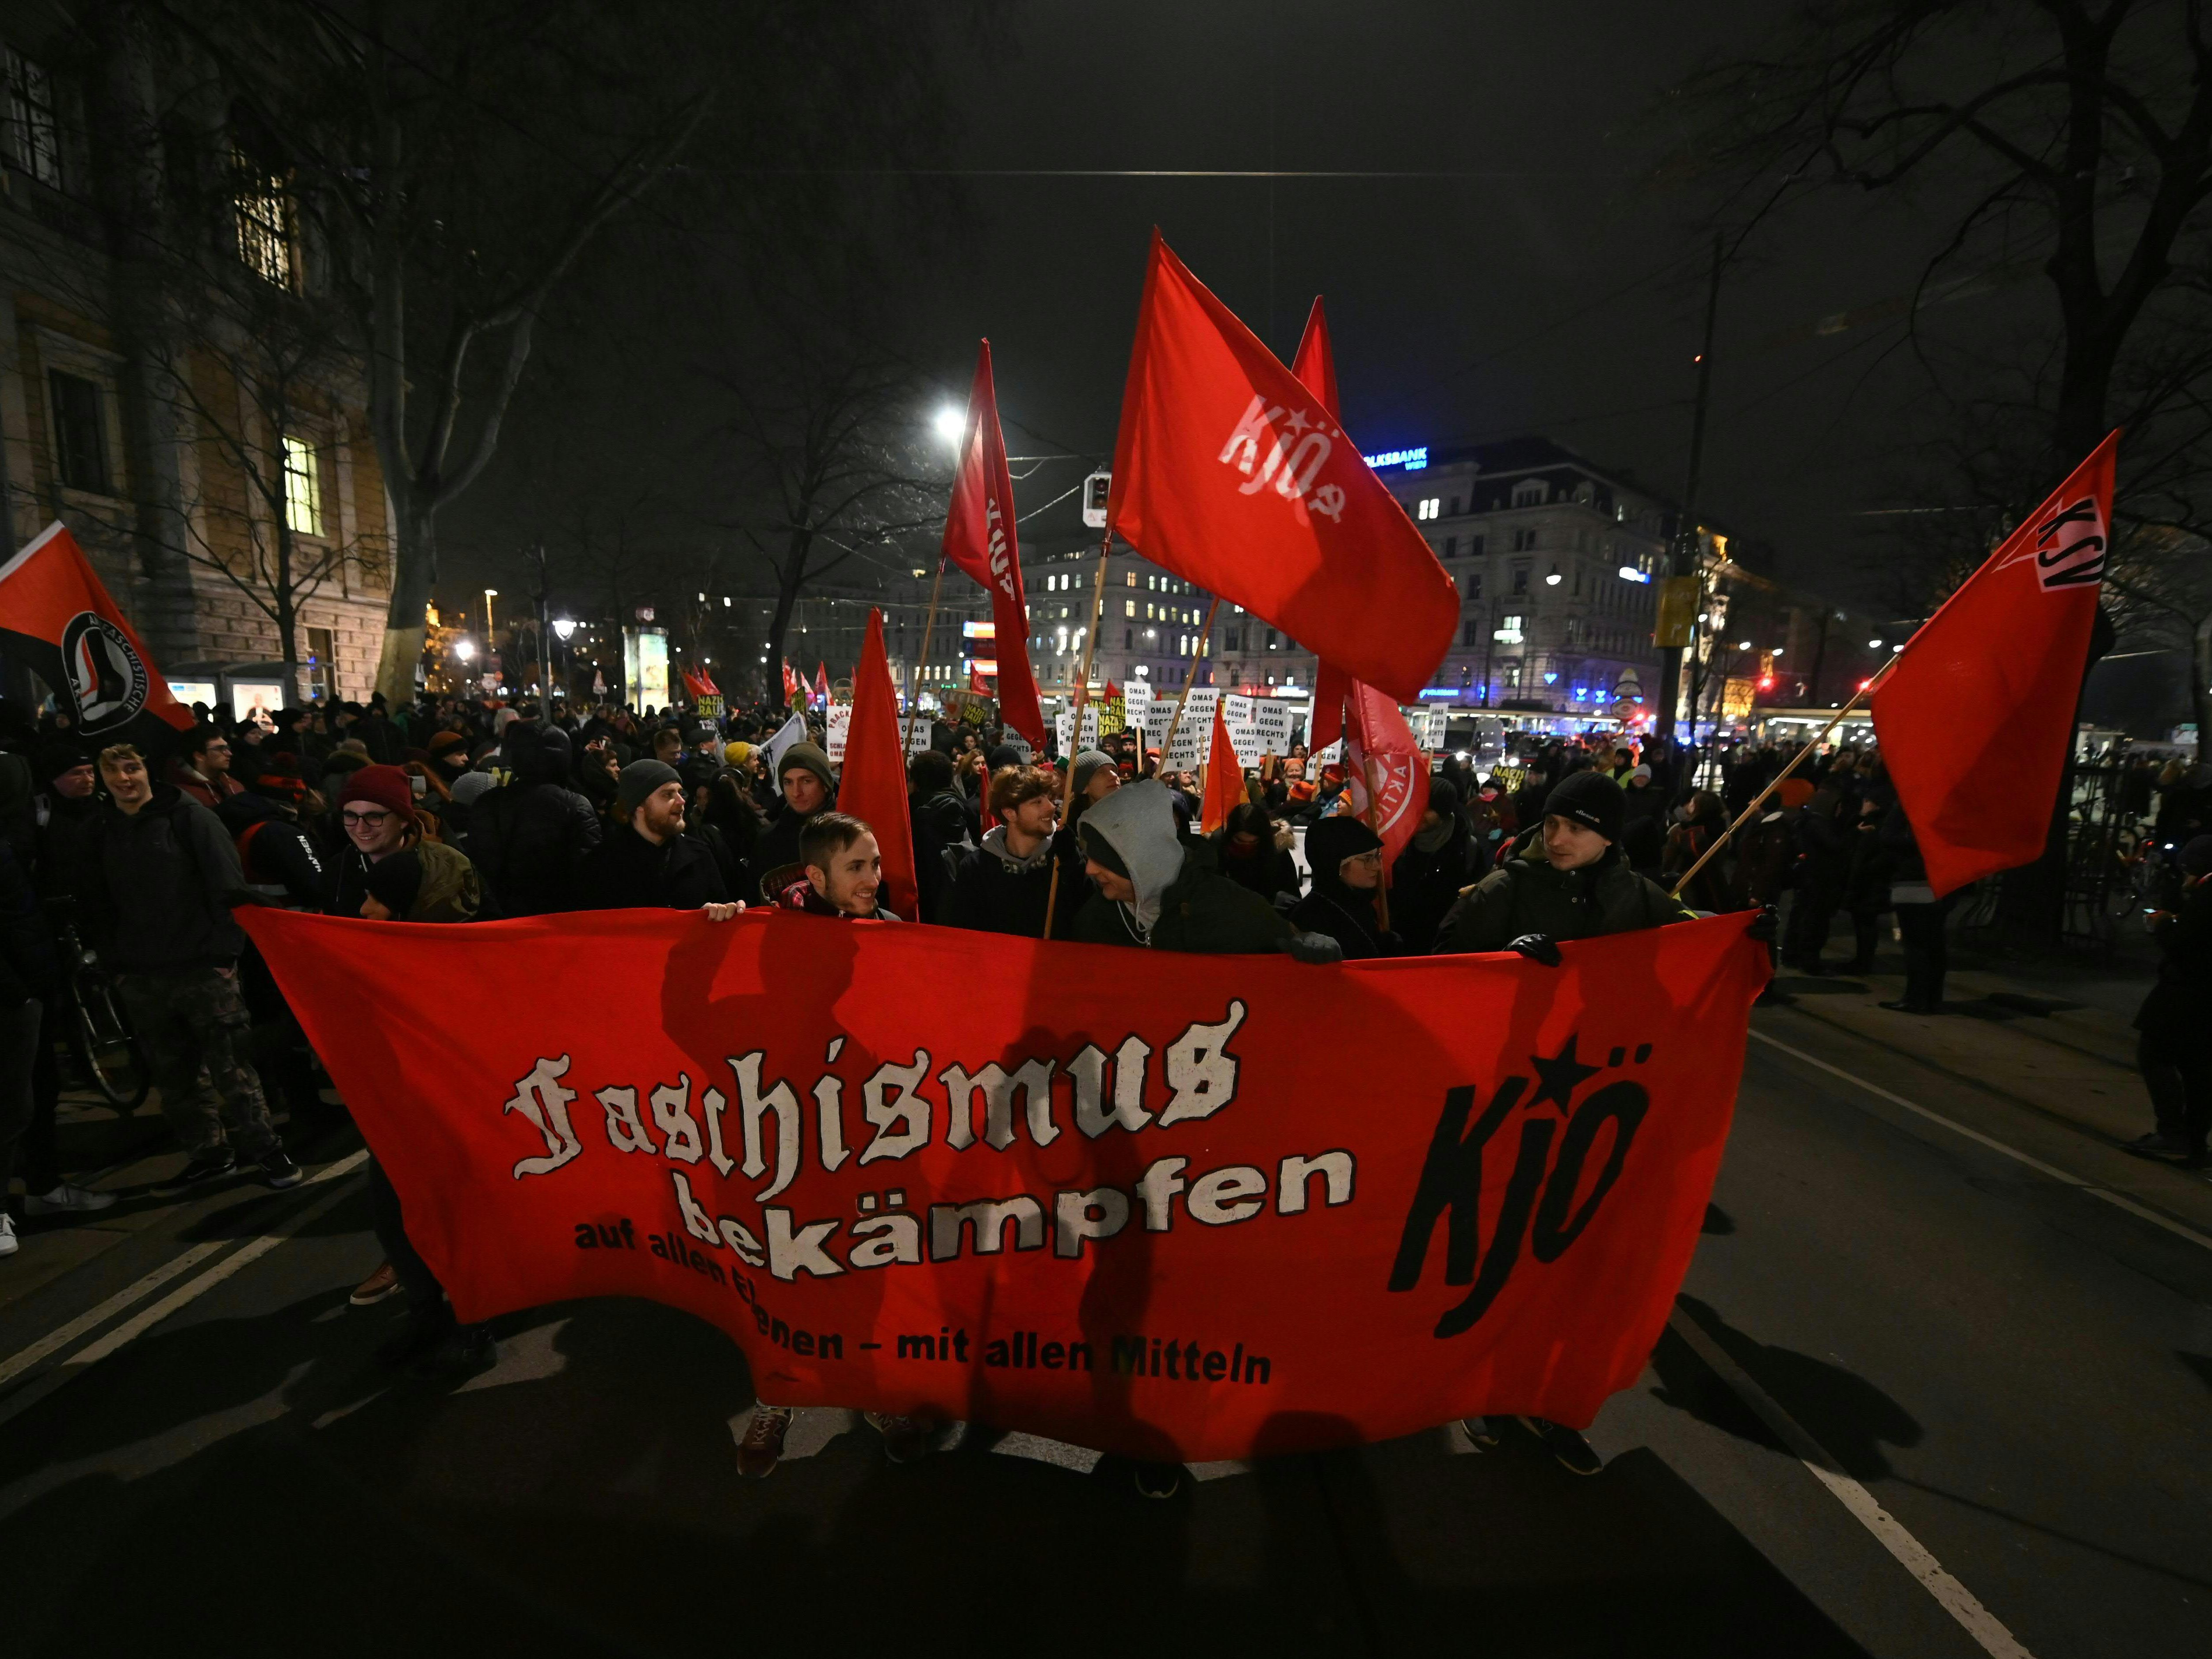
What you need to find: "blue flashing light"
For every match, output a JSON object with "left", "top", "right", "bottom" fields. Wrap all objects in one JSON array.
[{"left": 1364, "top": 446, "right": 1429, "bottom": 471}]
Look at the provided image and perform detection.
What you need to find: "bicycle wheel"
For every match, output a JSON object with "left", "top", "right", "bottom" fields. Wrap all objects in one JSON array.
[{"left": 71, "top": 979, "right": 150, "bottom": 1109}]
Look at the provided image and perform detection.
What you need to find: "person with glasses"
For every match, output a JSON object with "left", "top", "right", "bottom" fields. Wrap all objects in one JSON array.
[
  {"left": 170, "top": 726, "right": 243, "bottom": 812},
  {"left": 1290, "top": 815, "right": 1405, "bottom": 959}
]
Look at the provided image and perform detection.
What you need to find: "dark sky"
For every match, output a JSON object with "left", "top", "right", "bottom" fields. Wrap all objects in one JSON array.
[{"left": 451, "top": 2, "right": 1983, "bottom": 613}]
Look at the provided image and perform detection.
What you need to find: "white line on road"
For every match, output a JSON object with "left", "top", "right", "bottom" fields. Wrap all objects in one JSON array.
[
  {"left": 0, "top": 1151, "right": 369, "bottom": 1412},
  {"left": 1747, "top": 1030, "right": 2212, "bottom": 1253},
  {"left": 1667, "top": 1307, "right": 2035, "bottom": 1659}
]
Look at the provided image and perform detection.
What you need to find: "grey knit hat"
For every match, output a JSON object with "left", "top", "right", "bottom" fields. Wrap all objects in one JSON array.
[
  {"left": 1071, "top": 749, "right": 1116, "bottom": 795},
  {"left": 617, "top": 759, "right": 682, "bottom": 822}
]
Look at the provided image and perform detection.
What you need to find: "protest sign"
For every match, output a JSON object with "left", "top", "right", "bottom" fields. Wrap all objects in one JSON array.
[
  {"left": 245, "top": 906, "right": 1766, "bottom": 1460},
  {"left": 824, "top": 701, "right": 853, "bottom": 763}
]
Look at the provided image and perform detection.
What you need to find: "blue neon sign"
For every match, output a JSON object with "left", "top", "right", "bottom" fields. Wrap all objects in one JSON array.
[{"left": 1364, "top": 446, "right": 1429, "bottom": 471}]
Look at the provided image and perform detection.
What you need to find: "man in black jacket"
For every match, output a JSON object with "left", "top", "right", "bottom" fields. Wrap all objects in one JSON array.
[
  {"left": 575, "top": 761, "right": 739, "bottom": 914},
  {"left": 2124, "top": 833, "right": 2212, "bottom": 1167},
  {"left": 462, "top": 722, "right": 600, "bottom": 916},
  {"left": 87, "top": 744, "right": 298, "bottom": 1191},
  {"left": 753, "top": 742, "right": 836, "bottom": 900},
  {"left": 948, "top": 765, "right": 1059, "bottom": 937}
]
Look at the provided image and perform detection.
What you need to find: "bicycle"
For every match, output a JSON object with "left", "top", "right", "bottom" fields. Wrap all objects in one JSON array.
[{"left": 49, "top": 903, "right": 150, "bottom": 1110}]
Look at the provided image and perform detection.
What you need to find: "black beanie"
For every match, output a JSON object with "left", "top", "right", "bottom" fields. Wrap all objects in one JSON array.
[
  {"left": 1306, "top": 813, "right": 1383, "bottom": 883},
  {"left": 1427, "top": 777, "right": 1460, "bottom": 815},
  {"left": 1543, "top": 769, "right": 1625, "bottom": 844}
]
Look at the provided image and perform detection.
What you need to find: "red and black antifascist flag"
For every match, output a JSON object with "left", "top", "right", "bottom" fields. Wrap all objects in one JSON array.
[{"left": 0, "top": 521, "right": 192, "bottom": 753}]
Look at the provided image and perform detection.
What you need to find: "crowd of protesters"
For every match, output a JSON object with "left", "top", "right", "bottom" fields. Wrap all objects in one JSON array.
[{"left": 0, "top": 684, "right": 2206, "bottom": 1492}]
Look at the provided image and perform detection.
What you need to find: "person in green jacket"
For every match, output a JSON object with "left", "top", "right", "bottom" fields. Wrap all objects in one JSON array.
[
  {"left": 1432, "top": 767, "right": 1693, "bottom": 1478},
  {"left": 1432, "top": 769, "right": 1692, "bottom": 959}
]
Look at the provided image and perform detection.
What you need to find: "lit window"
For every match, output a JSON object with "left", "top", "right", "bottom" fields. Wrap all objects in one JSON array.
[
  {"left": 3, "top": 48, "right": 61, "bottom": 189},
  {"left": 1125, "top": 600, "right": 1136, "bottom": 617},
  {"left": 1416, "top": 498, "right": 1440, "bottom": 521},
  {"left": 231, "top": 142, "right": 293, "bottom": 287},
  {"left": 283, "top": 435, "right": 322, "bottom": 535}
]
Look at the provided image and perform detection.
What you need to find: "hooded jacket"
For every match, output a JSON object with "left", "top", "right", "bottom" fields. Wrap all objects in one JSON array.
[
  {"left": 1289, "top": 816, "right": 1401, "bottom": 960},
  {"left": 948, "top": 823, "right": 1057, "bottom": 938},
  {"left": 218, "top": 791, "right": 329, "bottom": 910},
  {"left": 85, "top": 783, "right": 250, "bottom": 972},
  {"left": 461, "top": 722, "right": 600, "bottom": 916},
  {"left": 1433, "top": 826, "right": 1690, "bottom": 954},
  {"left": 1066, "top": 781, "right": 1290, "bottom": 953}
]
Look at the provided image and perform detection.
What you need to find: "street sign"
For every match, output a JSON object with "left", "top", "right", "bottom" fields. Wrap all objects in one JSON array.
[{"left": 1082, "top": 470, "right": 1112, "bottom": 529}]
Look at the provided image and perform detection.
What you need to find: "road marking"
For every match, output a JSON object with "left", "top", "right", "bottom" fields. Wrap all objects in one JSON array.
[
  {"left": 0, "top": 1151, "right": 369, "bottom": 1407},
  {"left": 1747, "top": 1030, "right": 2212, "bottom": 1253},
  {"left": 1668, "top": 1307, "right": 2035, "bottom": 1659}
]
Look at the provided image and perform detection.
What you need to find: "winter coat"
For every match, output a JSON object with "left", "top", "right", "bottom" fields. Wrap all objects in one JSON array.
[
  {"left": 1287, "top": 882, "right": 1402, "bottom": 960},
  {"left": 1433, "top": 829, "right": 1691, "bottom": 954},
  {"left": 218, "top": 794, "right": 329, "bottom": 910},
  {"left": 84, "top": 784, "right": 250, "bottom": 972},
  {"left": 0, "top": 840, "right": 56, "bottom": 1005},
  {"left": 948, "top": 826, "right": 1057, "bottom": 938},
  {"left": 1391, "top": 814, "right": 1478, "bottom": 953},
  {"left": 2136, "top": 871, "right": 2212, "bottom": 1035},
  {"left": 1065, "top": 783, "right": 1291, "bottom": 954},
  {"left": 329, "top": 837, "right": 480, "bottom": 923},
  {"left": 461, "top": 724, "right": 601, "bottom": 916},
  {"left": 1213, "top": 833, "right": 1300, "bottom": 905},
  {"left": 575, "top": 824, "right": 730, "bottom": 911}
]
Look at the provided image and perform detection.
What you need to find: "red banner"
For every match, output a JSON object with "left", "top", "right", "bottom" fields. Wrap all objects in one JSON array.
[
  {"left": 0, "top": 520, "right": 193, "bottom": 750},
  {"left": 828, "top": 609, "right": 919, "bottom": 922},
  {"left": 244, "top": 906, "right": 1763, "bottom": 1459},
  {"left": 1871, "top": 432, "right": 2117, "bottom": 896},
  {"left": 943, "top": 340, "right": 1047, "bottom": 751},
  {"left": 1346, "top": 679, "right": 1429, "bottom": 870},
  {"left": 1107, "top": 233, "right": 1459, "bottom": 704}
]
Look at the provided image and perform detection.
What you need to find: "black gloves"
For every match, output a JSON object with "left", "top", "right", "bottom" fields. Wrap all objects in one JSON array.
[
  {"left": 1279, "top": 930, "right": 1344, "bottom": 965},
  {"left": 1746, "top": 904, "right": 1779, "bottom": 944},
  {"left": 1506, "top": 933, "right": 1563, "bottom": 967}
]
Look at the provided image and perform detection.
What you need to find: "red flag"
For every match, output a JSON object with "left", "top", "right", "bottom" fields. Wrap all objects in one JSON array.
[
  {"left": 782, "top": 661, "right": 802, "bottom": 709},
  {"left": 1346, "top": 680, "right": 1431, "bottom": 870},
  {"left": 1108, "top": 234, "right": 1457, "bottom": 703},
  {"left": 968, "top": 666, "right": 989, "bottom": 695},
  {"left": 814, "top": 663, "right": 829, "bottom": 704},
  {"left": 1871, "top": 433, "right": 2117, "bottom": 897},
  {"left": 1291, "top": 298, "right": 1356, "bottom": 753},
  {"left": 835, "top": 609, "right": 920, "bottom": 921},
  {"left": 1200, "top": 700, "right": 1243, "bottom": 834},
  {"left": 0, "top": 521, "right": 192, "bottom": 750},
  {"left": 942, "top": 342, "right": 1047, "bottom": 751}
]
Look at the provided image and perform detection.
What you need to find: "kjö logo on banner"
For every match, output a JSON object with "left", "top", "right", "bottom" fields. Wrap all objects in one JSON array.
[
  {"left": 1217, "top": 396, "right": 1348, "bottom": 524},
  {"left": 58, "top": 610, "right": 150, "bottom": 733}
]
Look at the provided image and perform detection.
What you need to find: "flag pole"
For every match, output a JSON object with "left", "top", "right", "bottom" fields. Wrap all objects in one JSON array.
[
  {"left": 1044, "top": 530, "right": 1116, "bottom": 938},
  {"left": 1668, "top": 655, "right": 1899, "bottom": 900},
  {"left": 904, "top": 557, "right": 946, "bottom": 756},
  {"left": 1157, "top": 595, "right": 1222, "bottom": 772}
]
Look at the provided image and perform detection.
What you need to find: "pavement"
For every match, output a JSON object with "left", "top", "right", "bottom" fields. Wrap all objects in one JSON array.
[{"left": 2, "top": 925, "right": 2208, "bottom": 1657}]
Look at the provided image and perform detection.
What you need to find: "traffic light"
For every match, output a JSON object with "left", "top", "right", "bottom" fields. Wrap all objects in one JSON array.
[{"left": 1082, "top": 470, "right": 1112, "bottom": 529}]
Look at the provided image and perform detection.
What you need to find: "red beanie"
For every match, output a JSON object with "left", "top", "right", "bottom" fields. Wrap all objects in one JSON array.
[{"left": 337, "top": 763, "right": 418, "bottom": 826}]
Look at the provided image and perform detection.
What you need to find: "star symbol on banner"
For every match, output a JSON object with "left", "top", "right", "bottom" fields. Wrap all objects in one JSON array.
[
  {"left": 1284, "top": 408, "right": 1313, "bottom": 435},
  {"left": 1526, "top": 1035, "right": 1600, "bottom": 1114}
]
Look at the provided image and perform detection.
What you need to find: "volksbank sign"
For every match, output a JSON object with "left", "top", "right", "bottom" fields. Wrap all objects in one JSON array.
[{"left": 1362, "top": 446, "right": 1428, "bottom": 471}]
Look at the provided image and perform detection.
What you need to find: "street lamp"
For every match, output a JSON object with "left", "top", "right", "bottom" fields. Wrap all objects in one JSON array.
[
  {"left": 484, "top": 588, "right": 498, "bottom": 655},
  {"left": 554, "top": 618, "right": 576, "bottom": 641},
  {"left": 454, "top": 638, "right": 475, "bottom": 661},
  {"left": 932, "top": 406, "right": 965, "bottom": 449}
]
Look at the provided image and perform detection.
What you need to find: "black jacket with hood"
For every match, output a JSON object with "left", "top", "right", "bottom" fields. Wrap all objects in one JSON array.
[
  {"left": 1066, "top": 782, "right": 1291, "bottom": 953},
  {"left": 462, "top": 722, "right": 600, "bottom": 916},
  {"left": 949, "top": 824, "right": 1057, "bottom": 938},
  {"left": 84, "top": 783, "right": 250, "bottom": 972}
]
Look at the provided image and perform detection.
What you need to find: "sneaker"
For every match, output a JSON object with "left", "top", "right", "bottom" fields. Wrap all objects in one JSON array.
[
  {"left": 411, "top": 1323, "right": 497, "bottom": 1383},
  {"left": 736, "top": 1406, "right": 792, "bottom": 1479},
  {"left": 863, "top": 1411, "right": 938, "bottom": 1464},
  {"left": 0, "top": 1215, "right": 16, "bottom": 1257},
  {"left": 1459, "top": 1416, "right": 1503, "bottom": 1451},
  {"left": 24, "top": 1182, "right": 117, "bottom": 1215},
  {"left": 1132, "top": 1460, "right": 1182, "bottom": 1499},
  {"left": 153, "top": 1147, "right": 238, "bottom": 1194},
  {"left": 255, "top": 1147, "right": 304, "bottom": 1189},
  {"left": 2123, "top": 1131, "right": 2194, "bottom": 1161},
  {"left": 1877, "top": 1000, "right": 1933, "bottom": 1014},
  {"left": 375, "top": 1307, "right": 456, "bottom": 1368},
  {"left": 349, "top": 1261, "right": 403, "bottom": 1306},
  {"left": 1517, "top": 1415, "right": 1603, "bottom": 1476}
]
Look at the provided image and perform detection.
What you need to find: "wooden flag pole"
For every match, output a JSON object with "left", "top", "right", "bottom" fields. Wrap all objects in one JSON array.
[
  {"left": 1043, "top": 530, "right": 1116, "bottom": 937},
  {"left": 1156, "top": 595, "right": 1222, "bottom": 772},
  {"left": 903, "top": 558, "right": 946, "bottom": 756},
  {"left": 1668, "top": 655, "right": 1898, "bottom": 900}
]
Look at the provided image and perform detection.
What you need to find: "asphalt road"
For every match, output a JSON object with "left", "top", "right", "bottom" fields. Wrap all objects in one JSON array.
[{"left": 2, "top": 988, "right": 2206, "bottom": 1658}]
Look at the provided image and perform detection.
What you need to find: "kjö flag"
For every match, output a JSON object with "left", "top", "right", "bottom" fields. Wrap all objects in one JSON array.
[
  {"left": 1871, "top": 432, "right": 2118, "bottom": 897},
  {"left": 943, "top": 341, "right": 1046, "bottom": 750},
  {"left": 832, "top": 609, "right": 920, "bottom": 921},
  {"left": 1200, "top": 698, "right": 1242, "bottom": 835},
  {"left": 239, "top": 901, "right": 1766, "bottom": 1459},
  {"left": 1108, "top": 233, "right": 1459, "bottom": 704},
  {"left": 1293, "top": 299, "right": 1350, "bottom": 754},
  {"left": 0, "top": 521, "right": 192, "bottom": 753},
  {"left": 1346, "top": 678, "right": 1430, "bottom": 872}
]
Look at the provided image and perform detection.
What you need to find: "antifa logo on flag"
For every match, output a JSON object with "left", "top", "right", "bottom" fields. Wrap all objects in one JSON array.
[
  {"left": 59, "top": 610, "right": 151, "bottom": 733},
  {"left": 2032, "top": 494, "right": 2107, "bottom": 592},
  {"left": 1390, "top": 1035, "right": 1650, "bottom": 1338}
]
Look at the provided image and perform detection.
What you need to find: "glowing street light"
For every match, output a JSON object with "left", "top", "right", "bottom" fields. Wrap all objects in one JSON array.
[
  {"left": 453, "top": 638, "right": 475, "bottom": 661},
  {"left": 553, "top": 618, "right": 576, "bottom": 641},
  {"left": 932, "top": 406, "right": 965, "bottom": 449}
]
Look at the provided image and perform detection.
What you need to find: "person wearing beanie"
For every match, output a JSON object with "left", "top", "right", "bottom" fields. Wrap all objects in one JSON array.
[
  {"left": 753, "top": 742, "right": 837, "bottom": 902},
  {"left": 329, "top": 763, "right": 481, "bottom": 924},
  {"left": 574, "top": 760, "right": 735, "bottom": 914},
  {"left": 1070, "top": 749, "right": 1118, "bottom": 802},
  {"left": 1290, "top": 814, "right": 1402, "bottom": 959},
  {"left": 2124, "top": 833, "right": 2212, "bottom": 1167},
  {"left": 457, "top": 720, "right": 600, "bottom": 917}
]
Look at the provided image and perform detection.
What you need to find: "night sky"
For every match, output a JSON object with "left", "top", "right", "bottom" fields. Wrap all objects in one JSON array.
[{"left": 450, "top": 3, "right": 1993, "bottom": 615}]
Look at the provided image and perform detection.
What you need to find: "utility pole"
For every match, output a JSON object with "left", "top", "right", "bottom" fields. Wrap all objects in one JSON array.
[
  {"left": 530, "top": 542, "right": 555, "bottom": 709},
  {"left": 1656, "top": 231, "right": 1724, "bottom": 748}
]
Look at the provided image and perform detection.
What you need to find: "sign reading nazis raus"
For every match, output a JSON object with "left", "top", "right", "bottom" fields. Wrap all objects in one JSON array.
[{"left": 244, "top": 908, "right": 1765, "bottom": 1460}]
